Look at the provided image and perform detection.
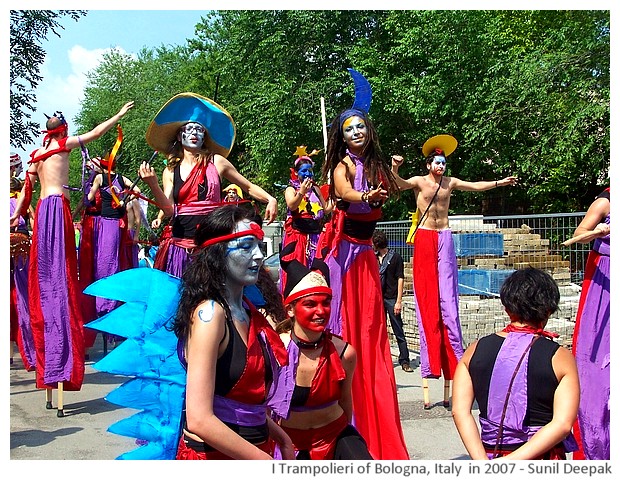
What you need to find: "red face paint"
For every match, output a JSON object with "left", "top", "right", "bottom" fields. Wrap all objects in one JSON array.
[{"left": 293, "top": 294, "right": 332, "bottom": 332}]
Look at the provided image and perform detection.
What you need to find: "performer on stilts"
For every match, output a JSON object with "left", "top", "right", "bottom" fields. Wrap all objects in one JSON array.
[
  {"left": 567, "top": 188, "right": 610, "bottom": 460},
  {"left": 9, "top": 102, "right": 134, "bottom": 416},
  {"left": 316, "top": 69, "right": 409, "bottom": 460},
  {"left": 391, "top": 135, "right": 517, "bottom": 408},
  {"left": 10, "top": 153, "right": 35, "bottom": 370},
  {"left": 139, "top": 92, "right": 278, "bottom": 278},
  {"left": 279, "top": 146, "right": 331, "bottom": 293}
]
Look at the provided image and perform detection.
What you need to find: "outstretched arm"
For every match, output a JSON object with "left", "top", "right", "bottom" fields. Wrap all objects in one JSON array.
[
  {"left": 217, "top": 155, "right": 278, "bottom": 224},
  {"left": 66, "top": 101, "right": 134, "bottom": 149},
  {"left": 452, "top": 175, "right": 518, "bottom": 192}
]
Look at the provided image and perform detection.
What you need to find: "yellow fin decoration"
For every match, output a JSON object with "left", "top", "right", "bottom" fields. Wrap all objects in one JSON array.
[{"left": 405, "top": 209, "right": 420, "bottom": 245}]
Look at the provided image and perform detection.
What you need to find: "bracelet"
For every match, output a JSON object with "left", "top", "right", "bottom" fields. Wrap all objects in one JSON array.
[
  {"left": 361, "top": 191, "right": 369, "bottom": 203},
  {"left": 495, "top": 181, "right": 498, "bottom": 188}
]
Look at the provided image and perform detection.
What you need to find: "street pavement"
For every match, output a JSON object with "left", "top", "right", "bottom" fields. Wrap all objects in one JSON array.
[{"left": 9, "top": 337, "right": 476, "bottom": 461}]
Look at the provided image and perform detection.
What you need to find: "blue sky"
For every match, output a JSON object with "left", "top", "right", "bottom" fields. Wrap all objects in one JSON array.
[{"left": 10, "top": 9, "right": 209, "bottom": 163}]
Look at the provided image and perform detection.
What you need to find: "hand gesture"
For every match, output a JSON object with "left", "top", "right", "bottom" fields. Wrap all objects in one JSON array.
[
  {"left": 151, "top": 218, "right": 162, "bottom": 229},
  {"left": 139, "top": 161, "right": 157, "bottom": 186},
  {"left": 118, "top": 101, "right": 135, "bottom": 118},
  {"left": 391, "top": 155, "right": 404, "bottom": 171},
  {"left": 264, "top": 198, "right": 278, "bottom": 225},
  {"left": 299, "top": 178, "right": 313, "bottom": 195},
  {"left": 368, "top": 183, "right": 388, "bottom": 203},
  {"left": 499, "top": 176, "right": 518, "bottom": 187}
]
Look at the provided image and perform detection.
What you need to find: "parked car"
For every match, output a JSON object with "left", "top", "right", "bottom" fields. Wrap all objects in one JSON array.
[{"left": 263, "top": 252, "right": 281, "bottom": 288}]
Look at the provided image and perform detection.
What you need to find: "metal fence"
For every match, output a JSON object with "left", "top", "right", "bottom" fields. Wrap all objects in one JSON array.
[
  {"left": 376, "top": 212, "right": 588, "bottom": 351},
  {"left": 265, "top": 212, "right": 589, "bottom": 351}
]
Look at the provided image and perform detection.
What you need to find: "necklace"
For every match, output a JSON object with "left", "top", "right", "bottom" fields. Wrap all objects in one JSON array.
[{"left": 291, "top": 331, "right": 324, "bottom": 350}]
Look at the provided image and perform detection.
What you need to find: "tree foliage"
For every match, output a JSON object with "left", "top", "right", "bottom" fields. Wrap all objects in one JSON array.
[
  {"left": 10, "top": 9, "right": 86, "bottom": 149},
  {"left": 74, "top": 10, "right": 609, "bottom": 222}
]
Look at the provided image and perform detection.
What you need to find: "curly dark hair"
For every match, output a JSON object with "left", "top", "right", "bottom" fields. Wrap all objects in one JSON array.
[
  {"left": 171, "top": 204, "right": 258, "bottom": 341},
  {"left": 371, "top": 229, "right": 388, "bottom": 250},
  {"left": 321, "top": 109, "right": 398, "bottom": 202},
  {"left": 499, "top": 267, "right": 560, "bottom": 326},
  {"left": 256, "top": 267, "right": 287, "bottom": 326}
]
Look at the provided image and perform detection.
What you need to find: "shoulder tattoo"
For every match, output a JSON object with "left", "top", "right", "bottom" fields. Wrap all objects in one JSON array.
[{"left": 197, "top": 300, "right": 216, "bottom": 323}]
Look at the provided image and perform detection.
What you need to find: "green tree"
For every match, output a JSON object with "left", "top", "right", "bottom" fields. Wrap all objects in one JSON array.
[
  {"left": 75, "top": 10, "right": 609, "bottom": 219},
  {"left": 10, "top": 10, "right": 86, "bottom": 150},
  {"left": 70, "top": 44, "right": 211, "bottom": 228}
]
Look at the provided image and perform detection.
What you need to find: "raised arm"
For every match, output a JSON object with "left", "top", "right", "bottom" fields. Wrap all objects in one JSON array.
[
  {"left": 451, "top": 175, "right": 518, "bottom": 192},
  {"left": 139, "top": 162, "right": 174, "bottom": 217},
  {"left": 65, "top": 101, "right": 135, "bottom": 149},
  {"left": 391, "top": 155, "right": 421, "bottom": 192}
]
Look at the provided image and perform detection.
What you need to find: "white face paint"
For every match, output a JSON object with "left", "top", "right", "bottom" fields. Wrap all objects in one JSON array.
[
  {"left": 342, "top": 116, "right": 367, "bottom": 152},
  {"left": 429, "top": 155, "right": 446, "bottom": 175},
  {"left": 179, "top": 122, "right": 206, "bottom": 149},
  {"left": 225, "top": 220, "right": 264, "bottom": 286}
]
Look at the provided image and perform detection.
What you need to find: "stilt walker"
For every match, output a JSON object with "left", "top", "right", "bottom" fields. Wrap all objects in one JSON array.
[
  {"left": 9, "top": 102, "right": 135, "bottom": 414},
  {"left": 391, "top": 135, "right": 517, "bottom": 409}
]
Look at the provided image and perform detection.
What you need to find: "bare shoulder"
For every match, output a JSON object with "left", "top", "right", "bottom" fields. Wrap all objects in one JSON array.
[
  {"left": 551, "top": 344, "right": 578, "bottom": 377},
  {"left": 193, "top": 299, "right": 225, "bottom": 325},
  {"left": 332, "top": 335, "right": 356, "bottom": 362},
  {"left": 212, "top": 153, "right": 230, "bottom": 167}
]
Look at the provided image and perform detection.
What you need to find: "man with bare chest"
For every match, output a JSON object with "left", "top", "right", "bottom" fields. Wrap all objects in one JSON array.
[
  {"left": 391, "top": 134, "right": 517, "bottom": 408},
  {"left": 10, "top": 102, "right": 133, "bottom": 411}
]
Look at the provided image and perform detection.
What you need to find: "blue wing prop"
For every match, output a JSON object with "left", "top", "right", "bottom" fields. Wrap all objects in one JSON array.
[
  {"left": 84, "top": 268, "right": 185, "bottom": 460},
  {"left": 348, "top": 68, "right": 372, "bottom": 114}
]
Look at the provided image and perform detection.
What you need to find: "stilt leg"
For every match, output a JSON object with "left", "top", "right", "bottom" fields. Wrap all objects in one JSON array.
[
  {"left": 103, "top": 333, "right": 108, "bottom": 356},
  {"left": 10, "top": 341, "right": 14, "bottom": 365},
  {"left": 57, "top": 382, "right": 64, "bottom": 417},
  {"left": 45, "top": 388, "right": 53, "bottom": 409},
  {"left": 423, "top": 378, "right": 431, "bottom": 409},
  {"left": 443, "top": 379, "right": 451, "bottom": 408}
]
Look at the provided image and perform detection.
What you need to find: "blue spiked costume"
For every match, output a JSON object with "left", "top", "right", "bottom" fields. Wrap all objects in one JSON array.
[{"left": 84, "top": 268, "right": 186, "bottom": 459}]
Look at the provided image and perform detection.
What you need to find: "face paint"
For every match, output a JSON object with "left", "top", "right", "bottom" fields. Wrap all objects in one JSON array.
[
  {"left": 225, "top": 220, "right": 264, "bottom": 286},
  {"left": 430, "top": 155, "right": 446, "bottom": 174},
  {"left": 342, "top": 116, "right": 367, "bottom": 150},
  {"left": 297, "top": 163, "right": 314, "bottom": 182},
  {"left": 293, "top": 294, "right": 332, "bottom": 332},
  {"left": 180, "top": 122, "right": 206, "bottom": 149}
]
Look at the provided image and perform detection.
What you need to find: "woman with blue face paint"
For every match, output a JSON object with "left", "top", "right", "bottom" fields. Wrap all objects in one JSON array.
[
  {"left": 316, "top": 108, "right": 408, "bottom": 460},
  {"left": 280, "top": 147, "right": 332, "bottom": 294},
  {"left": 172, "top": 205, "right": 294, "bottom": 460}
]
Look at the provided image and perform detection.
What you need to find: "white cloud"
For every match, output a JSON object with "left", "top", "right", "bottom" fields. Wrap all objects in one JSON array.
[
  {"left": 37, "top": 45, "right": 130, "bottom": 128},
  {"left": 16, "top": 45, "right": 132, "bottom": 163}
]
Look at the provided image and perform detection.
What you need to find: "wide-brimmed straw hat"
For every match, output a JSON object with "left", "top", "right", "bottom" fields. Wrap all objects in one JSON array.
[
  {"left": 145, "top": 92, "right": 236, "bottom": 157},
  {"left": 422, "top": 134, "right": 458, "bottom": 157}
]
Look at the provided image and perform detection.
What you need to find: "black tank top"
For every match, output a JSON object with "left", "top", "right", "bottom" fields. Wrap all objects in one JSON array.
[
  {"left": 470, "top": 334, "right": 560, "bottom": 427},
  {"left": 172, "top": 164, "right": 207, "bottom": 240},
  {"left": 100, "top": 173, "right": 126, "bottom": 219}
]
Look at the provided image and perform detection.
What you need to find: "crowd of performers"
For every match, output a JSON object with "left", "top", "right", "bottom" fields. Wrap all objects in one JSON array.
[{"left": 9, "top": 78, "right": 609, "bottom": 460}]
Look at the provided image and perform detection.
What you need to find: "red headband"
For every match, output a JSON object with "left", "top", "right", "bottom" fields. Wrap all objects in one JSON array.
[
  {"left": 199, "top": 222, "right": 264, "bottom": 249},
  {"left": 283, "top": 286, "right": 332, "bottom": 306}
]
